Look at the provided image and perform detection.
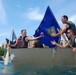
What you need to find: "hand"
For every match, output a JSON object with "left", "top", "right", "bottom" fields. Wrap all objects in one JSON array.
[
  {"left": 51, "top": 40, "right": 57, "bottom": 45},
  {"left": 40, "top": 32, "right": 44, "bottom": 37},
  {"left": 7, "top": 44, "right": 10, "bottom": 46},
  {"left": 59, "top": 29, "right": 62, "bottom": 32},
  {"left": 72, "top": 48, "right": 76, "bottom": 52},
  {"left": 57, "top": 29, "right": 62, "bottom": 34},
  {"left": 51, "top": 33, "right": 57, "bottom": 37}
]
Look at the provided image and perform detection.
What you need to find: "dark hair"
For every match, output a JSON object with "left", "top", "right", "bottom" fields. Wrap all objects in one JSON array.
[
  {"left": 34, "top": 40, "right": 43, "bottom": 48},
  {"left": 67, "top": 28, "right": 75, "bottom": 35},
  {"left": 21, "top": 29, "right": 26, "bottom": 33},
  {"left": 62, "top": 15, "right": 68, "bottom": 20}
]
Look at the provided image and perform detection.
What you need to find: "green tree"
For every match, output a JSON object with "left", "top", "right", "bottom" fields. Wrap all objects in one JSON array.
[{"left": 0, "top": 48, "right": 6, "bottom": 56}]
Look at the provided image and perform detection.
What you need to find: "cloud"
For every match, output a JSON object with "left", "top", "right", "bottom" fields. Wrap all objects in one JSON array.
[
  {"left": 25, "top": 7, "right": 44, "bottom": 21},
  {"left": 69, "top": 15, "right": 76, "bottom": 23},
  {"left": 0, "top": 0, "right": 7, "bottom": 25},
  {"left": 0, "top": 32, "right": 9, "bottom": 37}
]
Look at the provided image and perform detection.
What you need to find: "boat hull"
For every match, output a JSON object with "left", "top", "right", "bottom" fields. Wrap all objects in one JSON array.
[{"left": 10, "top": 48, "right": 76, "bottom": 67}]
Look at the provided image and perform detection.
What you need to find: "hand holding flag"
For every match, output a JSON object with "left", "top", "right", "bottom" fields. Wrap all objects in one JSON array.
[
  {"left": 51, "top": 33, "right": 57, "bottom": 37},
  {"left": 40, "top": 32, "right": 44, "bottom": 37},
  {"left": 51, "top": 40, "right": 57, "bottom": 45}
]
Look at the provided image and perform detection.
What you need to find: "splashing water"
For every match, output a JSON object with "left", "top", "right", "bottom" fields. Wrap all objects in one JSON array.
[
  {"left": 9, "top": 54, "right": 15, "bottom": 61},
  {"left": 2, "top": 54, "right": 15, "bottom": 62}
]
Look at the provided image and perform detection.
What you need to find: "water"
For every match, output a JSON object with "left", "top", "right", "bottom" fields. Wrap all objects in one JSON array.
[{"left": 0, "top": 60, "right": 76, "bottom": 75}]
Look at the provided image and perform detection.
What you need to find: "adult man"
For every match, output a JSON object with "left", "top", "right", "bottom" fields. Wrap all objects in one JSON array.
[
  {"left": 51, "top": 29, "right": 76, "bottom": 52},
  {"left": 9, "top": 29, "right": 44, "bottom": 48},
  {"left": 51, "top": 15, "right": 76, "bottom": 39}
]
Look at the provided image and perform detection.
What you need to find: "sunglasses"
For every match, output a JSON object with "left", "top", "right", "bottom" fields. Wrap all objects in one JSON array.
[{"left": 67, "top": 31, "right": 71, "bottom": 34}]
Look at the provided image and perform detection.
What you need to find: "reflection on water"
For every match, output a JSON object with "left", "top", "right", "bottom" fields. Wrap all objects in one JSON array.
[
  {"left": 0, "top": 61, "right": 76, "bottom": 75},
  {"left": 15, "top": 66, "right": 76, "bottom": 75},
  {"left": 2, "top": 64, "right": 15, "bottom": 74},
  {"left": 0, "top": 61, "right": 16, "bottom": 75}
]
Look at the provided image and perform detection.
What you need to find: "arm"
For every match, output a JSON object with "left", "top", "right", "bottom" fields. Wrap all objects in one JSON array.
[
  {"left": 26, "top": 32, "right": 44, "bottom": 41},
  {"left": 72, "top": 38, "right": 76, "bottom": 52},
  {"left": 51, "top": 24, "right": 69, "bottom": 37},
  {"left": 51, "top": 40, "right": 69, "bottom": 48},
  {"left": 8, "top": 40, "right": 17, "bottom": 47},
  {"left": 26, "top": 36, "right": 42, "bottom": 41}
]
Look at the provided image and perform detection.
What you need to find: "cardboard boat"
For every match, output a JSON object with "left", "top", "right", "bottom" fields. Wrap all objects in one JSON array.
[{"left": 10, "top": 48, "right": 76, "bottom": 68}]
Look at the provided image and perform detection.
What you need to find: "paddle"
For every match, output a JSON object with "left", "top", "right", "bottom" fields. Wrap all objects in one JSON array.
[
  {"left": 4, "top": 28, "right": 12, "bottom": 65},
  {"left": 4, "top": 46, "right": 10, "bottom": 65},
  {"left": 57, "top": 28, "right": 73, "bottom": 49}
]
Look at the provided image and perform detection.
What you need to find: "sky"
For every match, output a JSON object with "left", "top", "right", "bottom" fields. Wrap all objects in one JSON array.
[{"left": 0, "top": 0, "right": 76, "bottom": 46}]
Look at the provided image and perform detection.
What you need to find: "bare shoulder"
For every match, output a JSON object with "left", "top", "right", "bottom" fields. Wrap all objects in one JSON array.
[{"left": 64, "top": 23, "right": 69, "bottom": 28}]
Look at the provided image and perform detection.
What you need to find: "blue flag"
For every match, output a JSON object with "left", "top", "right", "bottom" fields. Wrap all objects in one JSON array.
[{"left": 34, "top": 6, "right": 61, "bottom": 48}]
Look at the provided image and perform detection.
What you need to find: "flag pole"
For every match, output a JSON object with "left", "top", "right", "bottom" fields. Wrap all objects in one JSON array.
[
  {"left": 4, "top": 27, "right": 12, "bottom": 65},
  {"left": 57, "top": 28, "right": 73, "bottom": 49}
]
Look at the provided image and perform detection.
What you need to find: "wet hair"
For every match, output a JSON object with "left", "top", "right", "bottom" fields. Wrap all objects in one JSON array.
[
  {"left": 62, "top": 15, "right": 68, "bottom": 20},
  {"left": 21, "top": 29, "right": 26, "bottom": 33}
]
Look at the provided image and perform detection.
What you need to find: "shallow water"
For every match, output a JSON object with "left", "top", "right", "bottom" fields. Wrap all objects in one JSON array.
[{"left": 0, "top": 61, "right": 76, "bottom": 75}]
